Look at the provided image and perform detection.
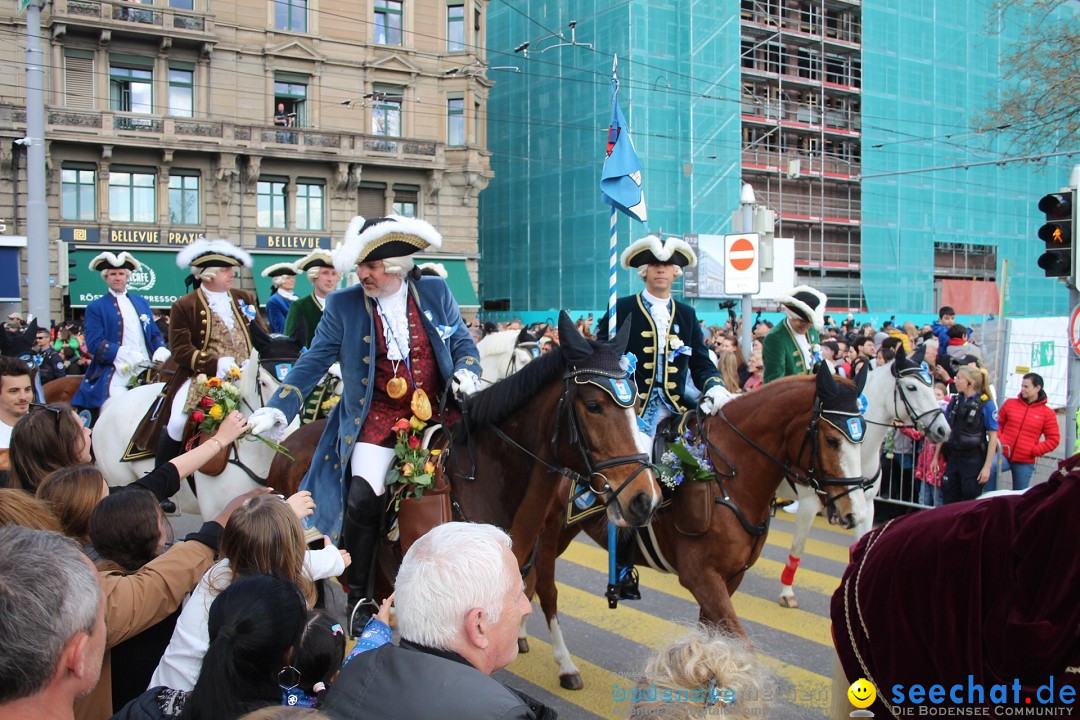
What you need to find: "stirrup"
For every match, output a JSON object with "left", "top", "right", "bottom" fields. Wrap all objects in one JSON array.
[{"left": 348, "top": 598, "right": 380, "bottom": 639}]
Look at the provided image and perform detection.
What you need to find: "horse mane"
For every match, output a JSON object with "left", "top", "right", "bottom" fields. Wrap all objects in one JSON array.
[
  {"left": 237, "top": 347, "right": 261, "bottom": 400},
  {"left": 476, "top": 329, "right": 523, "bottom": 357},
  {"left": 466, "top": 346, "right": 568, "bottom": 428}
]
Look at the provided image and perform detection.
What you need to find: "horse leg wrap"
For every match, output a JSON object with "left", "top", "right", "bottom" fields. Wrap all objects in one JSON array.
[{"left": 780, "top": 554, "right": 801, "bottom": 586}]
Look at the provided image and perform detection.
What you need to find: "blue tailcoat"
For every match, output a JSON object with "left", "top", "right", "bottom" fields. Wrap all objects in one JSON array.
[
  {"left": 71, "top": 292, "right": 166, "bottom": 409},
  {"left": 266, "top": 292, "right": 294, "bottom": 334},
  {"left": 268, "top": 276, "right": 481, "bottom": 541}
]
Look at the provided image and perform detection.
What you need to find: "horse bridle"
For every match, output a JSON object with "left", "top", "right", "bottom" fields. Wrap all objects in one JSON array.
[
  {"left": 708, "top": 395, "right": 871, "bottom": 513},
  {"left": 485, "top": 367, "right": 652, "bottom": 507},
  {"left": 863, "top": 366, "right": 945, "bottom": 433}
]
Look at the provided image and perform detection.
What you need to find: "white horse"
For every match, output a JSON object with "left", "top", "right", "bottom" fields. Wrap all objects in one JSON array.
[
  {"left": 93, "top": 340, "right": 301, "bottom": 521},
  {"left": 476, "top": 328, "right": 540, "bottom": 383},
  {"left": 776, "top": 348, "right": 951, "bottom": 608}
]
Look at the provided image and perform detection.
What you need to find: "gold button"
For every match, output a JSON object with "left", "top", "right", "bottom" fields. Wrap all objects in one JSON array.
[
  {"left": 354, "top": 418, "right": 360, "bottom": 426},
  {"left": 323, "top": 455, "right": 330, "bottom": 461},
  {"left": 333, "top": 463, "right": 339, "bottom": 470},
  {"left": 200, "top": 310, "right": 206, "bottom": 315},
  {"left": 364, "top": 335, "right": 371, "bottom": 343},
  {"left": 359, "top": 398, "right": 365, "bottom": 405},
  {"left": 363, "top": 356, "right": 370, "bottom": 364},
  {"left": 345, "top": 435, "right": 352, "bottom": 443},
  {"left": 361, "top": 378, "right": 368, "bottom": 385}
]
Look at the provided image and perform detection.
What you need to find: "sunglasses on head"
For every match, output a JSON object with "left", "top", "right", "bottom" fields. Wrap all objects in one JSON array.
[{"left": 29, "top": 403, "right": 91, "bottom": 429}]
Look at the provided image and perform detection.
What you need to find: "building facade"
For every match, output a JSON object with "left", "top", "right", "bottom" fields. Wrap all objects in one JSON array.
[
  {"left": 0, "top": 0, "right": 492, "bottom": 316},
  {"left": 482, "top": 0, "right": 1071, "bottom": 319}
]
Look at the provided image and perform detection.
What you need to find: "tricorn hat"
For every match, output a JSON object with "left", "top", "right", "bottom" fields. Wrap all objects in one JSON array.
[
  {"left": 89, "top": 251, "right": 141, "bottom": 273},
  {"left": 776, "top": 285, "right": 827, "bottom": 330},
  {"left": 417, "top": 261, "right": 448, "bottom": 279},
  {"left": 620, "top": 235, "right": 697, "bottom": 269},
  {"left": 295, "top": 250, "right": 336, "bottom": 273},
  {"left": 176, "top": 239, "right": 253, "bottom": 270},
  {"left": 260, "top": 261, "right": 299, "bottom": 278},
  {"left": 334, "top": 215, "right": 442, "bottom": 273}
]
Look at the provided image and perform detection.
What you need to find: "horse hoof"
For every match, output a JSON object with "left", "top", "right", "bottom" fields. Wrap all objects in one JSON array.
[
  {"left": 517, "top": 638, "right": 530, "bottom": 654},
  {"left": 778, "top": 595, "right": 799, "bottom": 609},
  {"left": 560, "top": 673, "right": 584, "bottom": 691}
]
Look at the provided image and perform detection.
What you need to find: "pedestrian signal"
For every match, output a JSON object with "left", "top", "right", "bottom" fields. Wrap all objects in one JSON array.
[{"left": 1037, "top": 191, "right": 1074, "bottom": 278}]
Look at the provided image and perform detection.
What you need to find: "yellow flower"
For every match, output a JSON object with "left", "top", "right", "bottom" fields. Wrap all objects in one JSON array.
[
  {"left": 424, "top": 462, "right": 436, "bottom": 475},
  {"left": 206, "top": 377, "right": 222, "bottom": 388},
  {"left": 321, "top": 396, "right": 340, "bottom": 411},
  {"left": 227, "top": 365, "right": 242, "bottom": 379},
  {"left": 430, "top": 448, "right": 442, "bottom": 456},
  {"left": 409, "top": 415, "right": 427, "bottom": 431},
  {"left": 402, "top": 462, "right": 415, "bottom": 477},
  {"left": 208, "top": 404, "right": 224, "bottom": 420}
]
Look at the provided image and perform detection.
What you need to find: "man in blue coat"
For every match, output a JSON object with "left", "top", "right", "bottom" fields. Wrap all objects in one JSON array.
[
  {"left": 72, "top": 252, "right": 169, "bottom": 413},
  {"left": 248, "top": 215, "right": 481, "bottom": 635},
  {"left": 261, "top": 260, "right": 299, "bottom": 334}
]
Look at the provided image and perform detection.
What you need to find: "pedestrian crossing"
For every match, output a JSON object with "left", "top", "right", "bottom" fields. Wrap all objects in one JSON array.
[{"left": 494, "top": 512, "right": 856, "bottom": 720}]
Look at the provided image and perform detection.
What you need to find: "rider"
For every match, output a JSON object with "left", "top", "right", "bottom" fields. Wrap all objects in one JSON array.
[
  {"left": 247, "top": 214, "right": 482, "bottom": 637},
  {"left": 762, "top": 285, "right": 826, "bottom": 384},
  {"left": 150, "top": 239, "right": 257, "bottom": 468},
  {"left": 285, "top": 249, "right": 341, "bottom": 348},
  {"left": 72, "top": 252, "right": 170, "bottom": 416},
  {"left": 261, "top": 261, "right": 300, "bottom": 334},
  {"left": 597, "top": 234, "right": 734, "bottom": 600}
]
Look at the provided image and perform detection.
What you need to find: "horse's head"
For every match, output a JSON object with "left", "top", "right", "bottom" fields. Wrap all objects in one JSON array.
[
  {"left": 246, "top": 320, "right": 306, "bottom": 406},
  {"left": 811, "top": 363, "right": 868, "bottom": 530},
  {"left": 557, "top": 311, "right": 660, "bottom": 527},
  {"left": 889, "top": 347, "right": 951, "bottom": 443}
]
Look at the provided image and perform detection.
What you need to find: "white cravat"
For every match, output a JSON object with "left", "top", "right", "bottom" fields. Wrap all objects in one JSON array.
[
  {"left": 788, "top": 319, "right": 812, "bottom": 367},
  {"left": 642, "top": 289, "right": 673, "bottom": 347},
  {"left": 201, "top": 287, "right": 237, "bottom": 332},
  {"left": 375, "top": 280, "right": 410, "bottom": 361},
  {"left": 277, "top": 289, "right": 298, "bottom": 301},
  {"left": 110, "top": 289, "right": 149, "bottom": 359}
]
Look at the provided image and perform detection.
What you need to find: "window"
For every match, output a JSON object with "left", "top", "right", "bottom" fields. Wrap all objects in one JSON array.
[
  {"left": 371, "top": 86, "right": 402, "bottom": 137},
  {"left": 169, "top": 0, "right": 194, "bottom": 8},
  {"left": 274, "top": 75, "right": 308, "bottom": 127},
  {"left": 357, "top": 183, "right": 386, "bottom": 219},
  {"left": 257, "top": 179, "right": 288, "bottom": 229},
  {"left": 168, "top": 67, "right": 194, "bottom": 117},
  {"left": 447, "top": 3, "right": 464, "bottom": 52},
  {"left": 473, "top": 99, "right": 481, "bottom": 144},
  {"left": 375, "top": 0, "right": 402, "bottom": 45},
  {"left": 64, "top": 50, "right": 94, "bottom": 110},
  {"left": 109, "top": 62, "right": 153, "bottom": 113},
  {"left": 447, "top": 96, "right": 464, "bottom": 146},
  {"left": 168, "top": 173, "right": 200, "bottom": 225},
  {"left": 274, "top": 0, "right": 307, "bottom": 32},
  {"left": 109, "top": 170, "right": 156, "bottom": 223},
  {"left": 296, "top": 181, "right": 324, "bottom": 231},
  {"left": 61, "top": 165, "right": 96, "bottom": 221},
  {"left": 393, "top": 185, "right": 418, "bottom": 218}
]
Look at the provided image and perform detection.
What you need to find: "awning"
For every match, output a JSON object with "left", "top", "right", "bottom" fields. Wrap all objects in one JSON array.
[{"left": 431, "top": 258, "right": 479, "bottom": 309}]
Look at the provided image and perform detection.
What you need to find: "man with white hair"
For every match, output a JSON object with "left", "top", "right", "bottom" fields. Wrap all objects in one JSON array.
[
  {"left": 321, "top": 522, "right": 555, "bottom": 720},
  {"left": 285, "top": 249, "right": 341, "bottom": 347},
  {"left": 261, "top": 261, "right": 299, "bottom": 334},
  {"left": 71, "top": 252, "right": 169, "bottom": 414},
  {"left": 0, "top": 526, "right": 106, "bottom": 720},
  {"left": 595, "top": 234, "right": 733, "bottom": 600},
  {"left": 143, "top": 239, "right": 256, "bottom": 468},
  {"left": 248, "top": 215, "right": 481, "bottom": 636}
]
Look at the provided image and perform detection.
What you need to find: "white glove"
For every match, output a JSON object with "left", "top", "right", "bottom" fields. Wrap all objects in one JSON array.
[
  {"left": 699, "top": 385, "right": 735, "bottom": 415},
  {"left": 247, "top": 407, "right": 288, "bottom": 441},
  {"left": 326, "top": 362, "right": 342, "bottom": 380},
  {"left": 452, "top": 368, "right": 481, "bottom": 397},
  {"left": 152, "top": 346, "right": 172, "bottom": 364},
  {"left": 215, "top": 356, "right": 237, "bottom": 379}
]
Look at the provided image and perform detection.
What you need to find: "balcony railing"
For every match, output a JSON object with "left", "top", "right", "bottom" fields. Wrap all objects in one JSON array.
[
  {"left": 741, "top": 148, "right": 860, "bottom": 179},
  {"left": 741, "top": 98, "right": 861, "bottom": 133},
  {"left": 49, "top": 0, "right": 215, "bottom": 40}
]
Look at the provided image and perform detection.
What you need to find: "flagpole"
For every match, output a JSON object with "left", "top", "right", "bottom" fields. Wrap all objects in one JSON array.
[{"left": 606, "top": 54, "right": 619, "bottom": 605}]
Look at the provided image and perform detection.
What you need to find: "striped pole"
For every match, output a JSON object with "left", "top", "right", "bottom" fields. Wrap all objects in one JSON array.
[{"left": 609, "top": 207, "right": 618, "bottom": 338}]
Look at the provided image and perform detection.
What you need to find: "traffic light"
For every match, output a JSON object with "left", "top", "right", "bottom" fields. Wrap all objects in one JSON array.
[
  {"left": 57, "top": 240, "right": 76, "bottom": 286},
  {"left": 1037, "top": 190, "right": 1074, "bottom": 278}
]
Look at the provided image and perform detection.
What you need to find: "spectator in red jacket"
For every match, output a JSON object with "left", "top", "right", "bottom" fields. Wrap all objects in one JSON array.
[{"left": 991, "top": 373, "right": 1059, "bottom": 491}]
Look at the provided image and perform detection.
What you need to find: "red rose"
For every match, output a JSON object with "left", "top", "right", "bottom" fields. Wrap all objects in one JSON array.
[
  {"left": 407, "top": 434, "right": 421, "bottom": 450},
  {"left": 191, "top": 410, "right": 206, "bottom": 424},
  {"left": 200, "top": 395, "right": 216, "bottom": 409}
]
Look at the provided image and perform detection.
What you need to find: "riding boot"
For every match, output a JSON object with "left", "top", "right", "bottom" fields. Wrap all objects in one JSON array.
[
  {"left": 614, "top": 532, "right": 641, "bottom": 600},
  {"left": 154, "top": 434, "right": 184, "bottom": 515},
  {"left": 344, "top": 476, "right": 384, "bottom": 637}
]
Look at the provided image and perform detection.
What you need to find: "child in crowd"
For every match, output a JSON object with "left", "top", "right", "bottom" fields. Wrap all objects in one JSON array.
[
  {"left": 914, "top": 382, "right": 950, "bottom": 507},
  {"left": 281, "top": 611, "right": 347, "bottom": 709}
]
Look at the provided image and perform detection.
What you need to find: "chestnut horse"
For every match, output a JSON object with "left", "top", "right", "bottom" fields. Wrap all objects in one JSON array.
[
  {"left": 44, "top": 376, "right": 82, "bottom": 404},
  {"left": 525, "top": 363, "right": 869, "bottom": 690},
  {"left": 267, "top": 311, "right": 662, "bottom": 576}
]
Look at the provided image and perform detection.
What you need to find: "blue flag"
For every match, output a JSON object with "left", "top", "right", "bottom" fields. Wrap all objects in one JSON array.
[{"left": 600, "top": 73, "right": 647, "bottom": 225}]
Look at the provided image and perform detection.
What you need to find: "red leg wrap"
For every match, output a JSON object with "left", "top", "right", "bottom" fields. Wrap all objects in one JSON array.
[{"left": 780, "top": 554, "right": 801, "bottom": 586}]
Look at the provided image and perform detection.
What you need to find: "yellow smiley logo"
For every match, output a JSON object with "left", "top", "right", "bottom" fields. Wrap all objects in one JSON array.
[{"left": 848, "top": 678, "right": 876, "bottom": 709}]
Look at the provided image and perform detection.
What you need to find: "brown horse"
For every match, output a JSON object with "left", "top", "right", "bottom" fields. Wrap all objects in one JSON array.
[
  {"left": 526, "top": 363, "right": 869, "bottom": 689},
  {"left": 43, "top": 376, "right": 82, "bottom": 404},
  {"left": 268, "top": 310, "right": 662, "bottom": 577}
]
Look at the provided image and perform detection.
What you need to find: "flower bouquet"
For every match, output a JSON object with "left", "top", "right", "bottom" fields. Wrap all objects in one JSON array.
[
  {"left": 385, "top": 416, "right": 442, "bottom": 507},
  {"left": 654, "top": 428, "right": 715, "bottom": 491},
  {"left": 191, "top": 371, "right": 293, "bottom": 460}
]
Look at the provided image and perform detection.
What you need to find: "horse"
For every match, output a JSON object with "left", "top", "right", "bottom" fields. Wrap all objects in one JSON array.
[
  {"left": 476, "top": 327, "right": 542, "bottom": 383},
  {"left": 91, "top": 323, "right": 305, "bottom": 520},
  {"left": 266, "top": 310, "right": 662, "bottom": 578},
  {"left": 524, "top": 362, "right": 869, "bottom": 690},
  {"left": 776, "top": 347, "right": 951, "bottom": 608},
  {"left": 44, "top": 376, "right": 83, "bottom": 404}
]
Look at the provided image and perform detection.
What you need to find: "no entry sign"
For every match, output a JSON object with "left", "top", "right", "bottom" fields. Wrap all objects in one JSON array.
[{"left": 724, "top": 233, "right": 759, "bottom": 295}]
